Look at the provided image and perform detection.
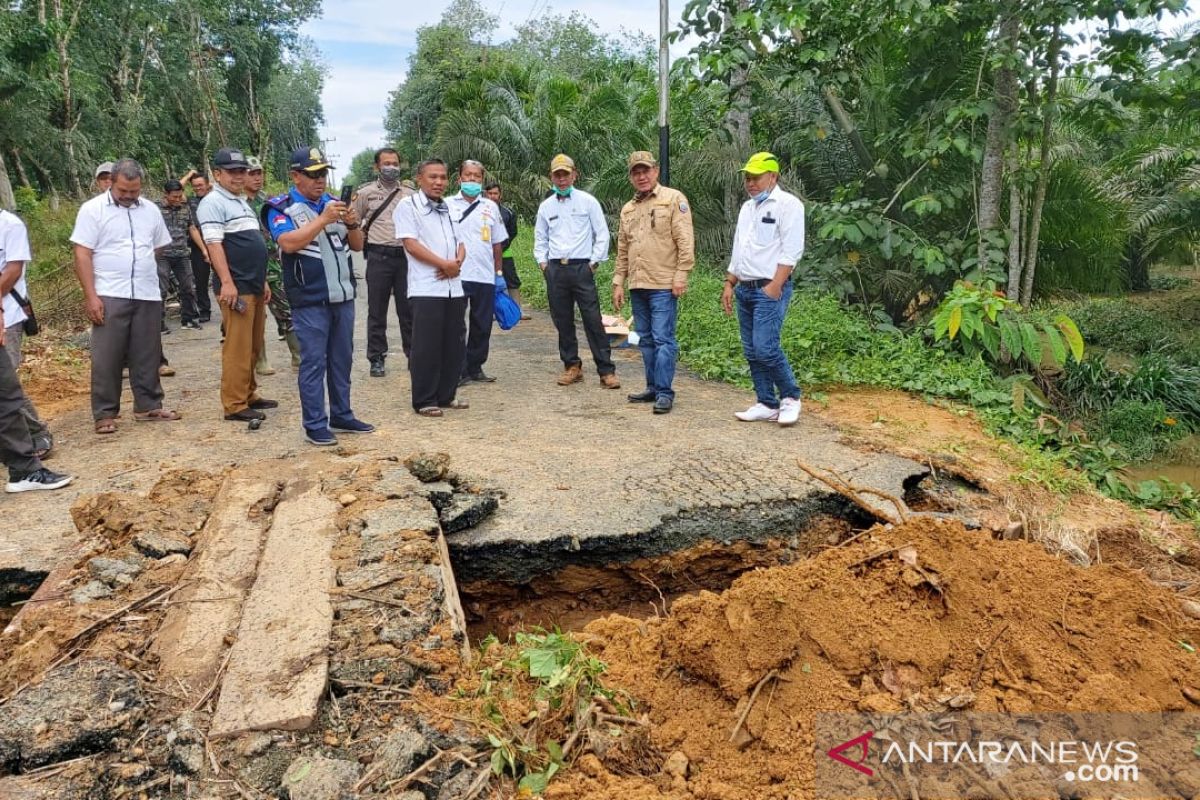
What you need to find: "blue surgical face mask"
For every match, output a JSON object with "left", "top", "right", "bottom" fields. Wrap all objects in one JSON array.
[
  {"left": 553, "top": 185, "right": 573, "bottom": 197},
  {"left": 753, "top": 188, "right": 771, "bottom": 204},
  {"left": 460, "top": 181, "right": 482, "bottom": 197}
]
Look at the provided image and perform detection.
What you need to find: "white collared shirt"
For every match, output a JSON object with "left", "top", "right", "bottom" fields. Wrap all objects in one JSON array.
[
  {"left": 394, "top": 191, "right": 464, "bottom": 298},
  {"left": 70, "top": 191, "right": 171, "bottom": 301},
  {"left": 447, "top": 194, "right": 508, "bottom": 285},
  {"left": 533, "top": 188, "right": 609, "bottom": 265},
  {"left": 0, "top": 210, "right": 32, "bottom": 327},
  {"left": 728, "top": 185, "right": 805, "bottom": 282}
]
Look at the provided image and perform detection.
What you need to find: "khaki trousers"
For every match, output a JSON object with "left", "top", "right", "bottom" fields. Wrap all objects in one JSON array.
[{"left": 219, "top": 293, "right": 266, "bottom": 415}]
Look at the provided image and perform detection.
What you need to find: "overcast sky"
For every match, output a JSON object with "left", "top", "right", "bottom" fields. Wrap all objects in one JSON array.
[{"left": 299, "top": 1, "right": 680, "bottom": 172}]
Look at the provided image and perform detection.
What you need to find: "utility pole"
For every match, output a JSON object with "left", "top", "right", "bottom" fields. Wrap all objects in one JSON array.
[{"left": 658, "top": 0, "right": 670, "bottom": 186}]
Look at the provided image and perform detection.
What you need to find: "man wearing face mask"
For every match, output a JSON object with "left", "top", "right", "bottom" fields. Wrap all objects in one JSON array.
[
  {"left": 352, "top": 148, "right": 414, "bottom": 377},
  {"left": 533, "top": 154, "right": 618, "bottom": 389},
  {"left": 721, "top": 152, "right": 805, "bottom": 427},
  {"left": 448, "top": 160, "right": 507, "bottom": 384}
]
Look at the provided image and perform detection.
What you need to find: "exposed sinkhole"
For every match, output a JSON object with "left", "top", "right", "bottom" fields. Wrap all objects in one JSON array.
[{"left": 448, "top": 470, "right": 979, "bottom": 640}]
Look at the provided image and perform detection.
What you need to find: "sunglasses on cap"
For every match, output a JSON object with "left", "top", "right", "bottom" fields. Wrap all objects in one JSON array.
[{"left": 301, "top": 168, "right": 329, "bottom": 179}]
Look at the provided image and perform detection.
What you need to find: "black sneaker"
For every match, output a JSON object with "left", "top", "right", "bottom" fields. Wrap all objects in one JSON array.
[
  {"left": 6, "top": 467, "right": 73, "bottom": 493},
  {"left": 469, "top": 371, "right": 496, "bottom": 383},
  {"left": 653, "top": 396, "right": 674, "bottom": 414},
  {"left": 306, "top": 429, "right": 338, "bottom": 446},
  {"left": 181, "top": 320, "right": 203, "bottom": 330},
  {"left": 330, "top": 418, "right": 376, "bottom": 434},
  {"left": 249, "top": 398, "right": 279, "bottom": 410},
  {"left": 199, "top": 314, "right": 211, "bottom": 323},
  {"left": 627, "top": 389, "right": 656, "bottom": 403},
  {"left": 225, "top": 408, "right": 266, "bottom": 422},
  {"left": 370, "top": 358, "right": 385, "bottom": 378}
]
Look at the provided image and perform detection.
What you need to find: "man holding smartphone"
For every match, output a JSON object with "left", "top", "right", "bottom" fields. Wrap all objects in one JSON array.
[
  {"left": 196, "top": 147, "right": 275, "bottom": 423},
  {"left": 265, "top": 146, "right": 372, "bottom": 446}
]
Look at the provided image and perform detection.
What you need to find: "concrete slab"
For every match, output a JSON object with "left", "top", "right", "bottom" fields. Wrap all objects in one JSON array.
[
  {"left": 209, "top": 478, "right": 339, "bottom": 738},
  {"left": 152, "top": 474, "right": 279, "bottom": 696}
]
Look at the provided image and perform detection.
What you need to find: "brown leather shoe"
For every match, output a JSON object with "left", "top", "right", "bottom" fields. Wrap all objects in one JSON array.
[
  {"left": 556, "top": 364, "right": 583, "bottom": 385},
  {"left": 599, "top": 373, "right": 621, "bottom": 389}
]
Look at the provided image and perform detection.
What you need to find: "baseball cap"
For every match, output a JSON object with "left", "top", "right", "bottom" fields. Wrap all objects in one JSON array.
[
  {"left": 549, "top": 153, "right": 576, "bottom": 173},
  {"left": 627, "top": 151, "right": 657, "bottom": 170},
  {"left": 94, "top": 161, "right": 115, "bottom": 178},
  {"left": 245, "top": 155, "right": 264, "bottom": 172},
  {"left": 740, "top": 152, "right": 780, "bottom": 175},
  {"left": 213, "top": 148, "right": 250, "bottom": 170},
  {"left": 290, "top": 146, "right": 332, "bottom": 173}
]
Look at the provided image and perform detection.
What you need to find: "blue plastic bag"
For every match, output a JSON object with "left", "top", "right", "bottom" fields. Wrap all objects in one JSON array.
[{"left": 494, "top": 276, "right": 521, "bottom": 330}]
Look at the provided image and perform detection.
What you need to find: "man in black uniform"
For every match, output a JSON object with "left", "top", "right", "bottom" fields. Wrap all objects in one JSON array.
[{"left": 351, "top": 148, "right": 415, "bottom": 377}]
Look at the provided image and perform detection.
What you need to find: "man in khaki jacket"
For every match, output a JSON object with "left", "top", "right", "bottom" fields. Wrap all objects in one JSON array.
[{"left": 612, "top": 151, "right": 695, "bottom": 414}]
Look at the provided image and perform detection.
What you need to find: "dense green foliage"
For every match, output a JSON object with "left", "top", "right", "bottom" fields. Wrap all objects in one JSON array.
[
  {"left": 0, "top": 1, "right": 324, "bottom": 195},
  {"left": 387, "top": 0, "right": 1199, "bottom": 320}
]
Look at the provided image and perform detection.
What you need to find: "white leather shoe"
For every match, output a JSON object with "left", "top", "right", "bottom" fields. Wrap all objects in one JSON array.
[
  {"left": 735, "top": 403, "right": 780, "bottom": 422},
  {"left": 778, "top": 397, "right": 802, "bottom": 426}
]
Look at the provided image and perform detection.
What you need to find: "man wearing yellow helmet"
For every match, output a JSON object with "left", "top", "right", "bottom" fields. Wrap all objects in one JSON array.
[{"left": 721, "top": 152, "right": 805, "bottom": 427}]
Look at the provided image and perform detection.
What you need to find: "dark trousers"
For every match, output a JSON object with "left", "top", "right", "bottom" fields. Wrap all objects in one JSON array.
[
  {"left": 157, "top": 253, "right": 199, "bottom": 324},
  {"left": 293, "top": 301, "right": 356, "bottom": 435},
  {"left": 365, "top": 251, "right": 412, "bottom": 361},
  {"left": 462, "top": 280, "right": 495, "bottom": 377},
  {"left": 409, "top": 296, "right": 466, "bottom": 410},
  {"left": 189, "top": 244, "right": 212, "bottom": 318},
  {"left": 544, "top": 261, "right": 614, "bottom": 375},
  {"left": 0, "top": 336, "right": 41, "bottom": 477},
  {"left": 91, "top": 297, "right": 164, "bottom": 420}
]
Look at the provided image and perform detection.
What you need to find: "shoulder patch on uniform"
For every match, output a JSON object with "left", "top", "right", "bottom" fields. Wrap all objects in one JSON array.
[
  {"left": 679, "top": 202, "right": 689, "bottom": 213},
  {"left": 270, "top": 213, "right": 287, "bottom": 226}
]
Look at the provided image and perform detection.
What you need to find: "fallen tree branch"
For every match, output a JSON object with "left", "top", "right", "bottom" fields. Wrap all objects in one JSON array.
[
  {"left": 729, "top": 669, "right": 782, "bottom": 743},
  {"left": 797, "top": 461, "right": 909, "bottom": 524},
  {"left": 330, "top": 588, "right": 415, "bottom": 615},
  {"left": 970, "top": 622, "right": 1011, "bottom": 690},
  {"left": 190, "top": 647, "right": 234, "bottom": 712},
  {"left": 846, "top": 542, "right": 915, "bottom": 571},
  {"left": 382, "top": 750, "right": 445, "bottom": 791}
]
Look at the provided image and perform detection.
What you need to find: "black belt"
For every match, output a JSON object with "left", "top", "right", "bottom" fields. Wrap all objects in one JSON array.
[
  {"left": 550, "top": 257, "right": 590, "bottom": 265},
  {"left": 365, "top": 243, "right": 406, "bottom": 259},
  {"left": 741, "top": 275, "right": 792, "bottom": 289}
]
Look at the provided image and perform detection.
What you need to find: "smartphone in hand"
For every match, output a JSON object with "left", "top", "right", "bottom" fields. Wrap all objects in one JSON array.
[{"left": 339, "top": 184, "right": 353, "bottom": 205}]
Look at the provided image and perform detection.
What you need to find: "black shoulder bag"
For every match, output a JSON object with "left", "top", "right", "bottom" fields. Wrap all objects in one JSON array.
[
  {"left": 9, "top": 288, "right": 37, "bottom": 337},
  {"left": 361, "top": 188, "right": 402, "bottom": 254}
]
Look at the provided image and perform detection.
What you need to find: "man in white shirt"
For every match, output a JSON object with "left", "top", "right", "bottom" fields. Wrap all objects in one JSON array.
[
  {"left": 720, "top": 152, "right": 804, "bottom": 427},
  {"left": 533, "top": 154, "right": 619, "bottom": 389},
  {"left": 0, "top": 209, "right": 53, "bottom": 456},
  {"left": 394, "top": 158, "right": 468, "bottom": 417},
  {"left": 447, "top": 159, "right": 507, "bottom": 385},
  {"left": 71, "top": 158, "right": 182, "bottom": 434}
]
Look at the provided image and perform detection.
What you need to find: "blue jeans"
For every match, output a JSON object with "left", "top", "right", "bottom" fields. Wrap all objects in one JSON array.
[
  {"left": 735, "top": 281, "right": 800, "bottom": 409},
  {"left": 631, "top": 289, "right": 679, "bottom": 400},
  {"left": 292, "top": 301, "right": 356, "bottom": 435}
]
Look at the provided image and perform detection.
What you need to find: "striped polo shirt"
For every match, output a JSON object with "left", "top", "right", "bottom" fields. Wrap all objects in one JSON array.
[{"left": 197, "top": 184, "right": 268, "bottom": 294}]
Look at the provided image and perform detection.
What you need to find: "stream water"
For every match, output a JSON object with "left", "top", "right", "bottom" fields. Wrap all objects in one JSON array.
[{"left": 1124, "top": 435, "right": 1200, "bottom": 487}]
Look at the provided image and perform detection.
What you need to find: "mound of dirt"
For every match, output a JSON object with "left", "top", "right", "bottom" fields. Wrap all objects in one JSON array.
[{"left": 548, "top": 517, "right": 1200, "bottom": 800}]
